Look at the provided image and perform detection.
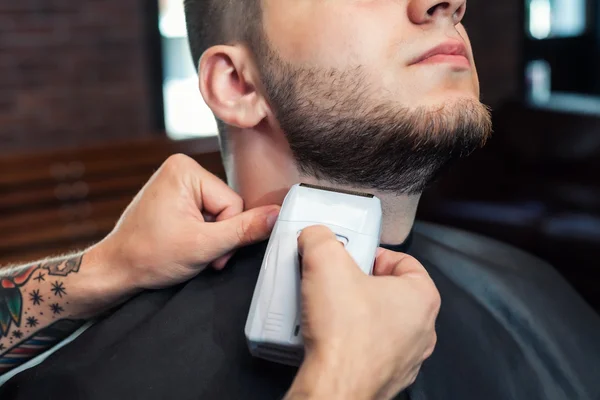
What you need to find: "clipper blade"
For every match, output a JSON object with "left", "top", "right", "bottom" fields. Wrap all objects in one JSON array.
[{"left": 299, "top": 183, "right": 374, "bottom": 198}]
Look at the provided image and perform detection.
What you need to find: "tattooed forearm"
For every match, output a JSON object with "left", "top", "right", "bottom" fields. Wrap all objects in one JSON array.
[
  {"left": 41, "top": 256, "right": 83, "bottom": 277},
  {"left": 0, "top": 254, "right": 86, "bottom": 374},
  {"left": 0, "top": 254, "right": 83, "bottom": 280},
  {"left": 0, "top": 320, "right": 84, "bottom": 374}
]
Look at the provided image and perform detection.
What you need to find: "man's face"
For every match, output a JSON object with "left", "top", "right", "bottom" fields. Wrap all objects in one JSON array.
[{"left": 255, "top": 0, "right": 492, "bottom": 194}]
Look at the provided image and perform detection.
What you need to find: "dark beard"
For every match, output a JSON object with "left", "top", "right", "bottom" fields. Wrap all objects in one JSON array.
[{"left": 258, "top": 49, "right": 493, "bottom": 195}]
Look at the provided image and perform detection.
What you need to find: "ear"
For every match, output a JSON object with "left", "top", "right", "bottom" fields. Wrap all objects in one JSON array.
[{"left": 198, "top": 45, "right": 269, "bottom": 129}]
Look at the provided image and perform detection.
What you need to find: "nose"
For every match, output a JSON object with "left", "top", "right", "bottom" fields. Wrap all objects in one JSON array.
[{"left": 407, "top": 0, "right": 467, "bottom": 26}]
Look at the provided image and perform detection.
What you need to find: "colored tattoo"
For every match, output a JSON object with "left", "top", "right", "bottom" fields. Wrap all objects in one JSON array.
[
  {"left": 0, "top": 266, "right": 38, "bottom": 337},
  {"left": 0, "top": 254, "right": 85, "bottom": 375},
  {"left": 0, "top": 320, "right": 84, "bottom": 375}
]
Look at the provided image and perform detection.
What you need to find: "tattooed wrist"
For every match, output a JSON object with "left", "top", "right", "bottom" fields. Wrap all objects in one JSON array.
[
  {"left": 0, "top": 253, "right": 86, "bottom": 374},
  {"left": 0, "top": 245, "right": 139, "bottom": 375},
  {"left": 40, "top": 255, "right": 83, "bottom": 277}
]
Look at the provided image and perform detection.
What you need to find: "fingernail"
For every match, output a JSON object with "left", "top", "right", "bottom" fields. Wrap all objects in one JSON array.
[
  {"left": 266, "top": 208, "right": 280, "bottom": 228},
  {"left": 376, "top": 248, "right": 385, "bottom": 257}
]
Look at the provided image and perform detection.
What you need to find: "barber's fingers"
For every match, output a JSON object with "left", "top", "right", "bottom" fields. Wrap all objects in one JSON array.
[
  {"left": 211, "top": 252, "right": 234, "bottom": 271},
  {"left": 160, "top": 155, "right": 280, "bottom": 270},
  {"left": 202, "top": 205, "right": 280, "bottom": 263},
  {"left": 423, "top": 331, "right": 438, "bottom": 360},
  {"left": 297, "top": 225, "right": 361, "bottom": 279},
  {"left": 161, "top": 154, "right": 245, "bottom": 219},
  {"left": 374, "top": 248, "right": 440, "bottom": 310},
  {"left": 210, "top": 202, "right": 252, "bottom": 270},
  {"left": 373, "top": 248, "right": 430, "bottom": 278},
  {"left": 195, "top": 169, "right": 243, "bottom": 217}
]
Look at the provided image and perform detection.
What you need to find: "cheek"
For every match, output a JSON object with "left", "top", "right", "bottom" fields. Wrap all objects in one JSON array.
[{"left": 263, "top": 3, "right": 397, "bottom": 70}]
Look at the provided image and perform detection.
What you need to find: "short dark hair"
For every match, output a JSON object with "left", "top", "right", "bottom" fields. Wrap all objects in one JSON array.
[
  {"left": 184, "top": 0, "right": 262, "bottom": 70},
  {"left": 184, "top": 0, "right": 263, "bottom": 150}
]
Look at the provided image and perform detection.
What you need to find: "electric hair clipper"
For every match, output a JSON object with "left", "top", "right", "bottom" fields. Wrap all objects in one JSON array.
[{"left": 244, "top": 183, "right": 382, "bottom": 366}]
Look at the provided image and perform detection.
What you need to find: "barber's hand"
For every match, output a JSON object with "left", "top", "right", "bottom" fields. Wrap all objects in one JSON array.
[
  {"left": 96, "top": 154, "right": 280, "bottom": 290},
  {"left": 289, "top": 226, "right": 440, "bottom": 400}
]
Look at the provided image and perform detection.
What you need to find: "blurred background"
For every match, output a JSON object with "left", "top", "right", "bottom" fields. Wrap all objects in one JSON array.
[{"left": 0, "top": 1, "right": 599, "bottom": 310}]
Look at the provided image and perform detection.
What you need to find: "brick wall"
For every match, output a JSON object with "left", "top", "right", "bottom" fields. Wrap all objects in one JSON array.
[{"left": 0, "top": 1, "right": 154, "bottom": 155}]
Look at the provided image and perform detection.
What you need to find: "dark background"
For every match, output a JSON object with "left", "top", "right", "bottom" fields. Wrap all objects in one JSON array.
[{"left": 0, "top": 1, "right": 599, "bottom": 311}]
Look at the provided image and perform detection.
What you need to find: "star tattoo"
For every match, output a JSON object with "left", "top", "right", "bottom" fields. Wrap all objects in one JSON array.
[
  {"left": 33, "top": 271, "right": 46, "bottom": 283},
  {"left": 26, "top": 317, "right": 39, "bottom": 328},
  {"left": 0, "top": 343, "right": 5, "bottom": 351},
  {"left": 51, "top": 281, "right": 66, "bottom": 298},
  {"left": 12, "top": 330, "right": 23, "bottom": 339},
  {"left": 29, "top": 289, "right": 44, "bottom": 306},
  {"left": 50, "top": 303, "right": 64, "bottom": 315}
]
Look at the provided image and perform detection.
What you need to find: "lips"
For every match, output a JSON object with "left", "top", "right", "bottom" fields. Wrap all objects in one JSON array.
[{"left": 410, "top": 40, "right": 469, "bottom": 66}]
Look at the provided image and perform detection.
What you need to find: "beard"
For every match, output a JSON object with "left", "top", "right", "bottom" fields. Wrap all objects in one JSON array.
[{"left": 256, "top": 46, "right": 493, "bottom": 195}]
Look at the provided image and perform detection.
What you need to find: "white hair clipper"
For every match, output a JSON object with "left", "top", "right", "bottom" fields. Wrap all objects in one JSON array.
[{"left": 245, "top": 183, "right": 382, "bottom": 366}]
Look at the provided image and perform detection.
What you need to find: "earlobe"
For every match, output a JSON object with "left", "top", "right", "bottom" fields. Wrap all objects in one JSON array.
[{"left": 198, "top": 46, "right": 267, "bottom": 129}]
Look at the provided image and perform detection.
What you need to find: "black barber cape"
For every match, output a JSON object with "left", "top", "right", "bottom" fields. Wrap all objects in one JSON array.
[{"left": 2, "top": 222, "right": 600, "bottom": 400}]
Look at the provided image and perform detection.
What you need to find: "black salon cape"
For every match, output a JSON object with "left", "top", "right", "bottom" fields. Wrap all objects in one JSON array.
[{"left": 2, "top": 222, "right": 599, "bottom": 400}]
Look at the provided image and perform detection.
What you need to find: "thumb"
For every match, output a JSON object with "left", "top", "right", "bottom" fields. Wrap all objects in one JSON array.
[
  {"left": 373, "top": 248, "right": 429, "bottom": 279},
  {"left": 204, "top": 205, "right": 280, "bottom": 259},
  {"left": 298, "top": 225, "right": 361, "bottom": 281}
]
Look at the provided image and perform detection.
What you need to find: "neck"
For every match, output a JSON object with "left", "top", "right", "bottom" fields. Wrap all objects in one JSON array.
[{"left": 226, "top": 127, "right": 421, "bottom": 246}]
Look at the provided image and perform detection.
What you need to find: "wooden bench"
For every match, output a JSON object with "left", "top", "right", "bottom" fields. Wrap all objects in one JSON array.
[{"left": 0, "top": 137, "right": 225, "bottom": 266}]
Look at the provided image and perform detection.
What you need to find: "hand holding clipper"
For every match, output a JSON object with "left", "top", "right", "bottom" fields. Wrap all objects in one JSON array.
[{"left": 245, "top": 183, "right": 382, "bottom": 365}]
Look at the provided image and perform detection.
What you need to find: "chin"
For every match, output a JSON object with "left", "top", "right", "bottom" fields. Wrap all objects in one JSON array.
[{"left": 421, "top": 90, "right": 481, "bottom": 109}]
